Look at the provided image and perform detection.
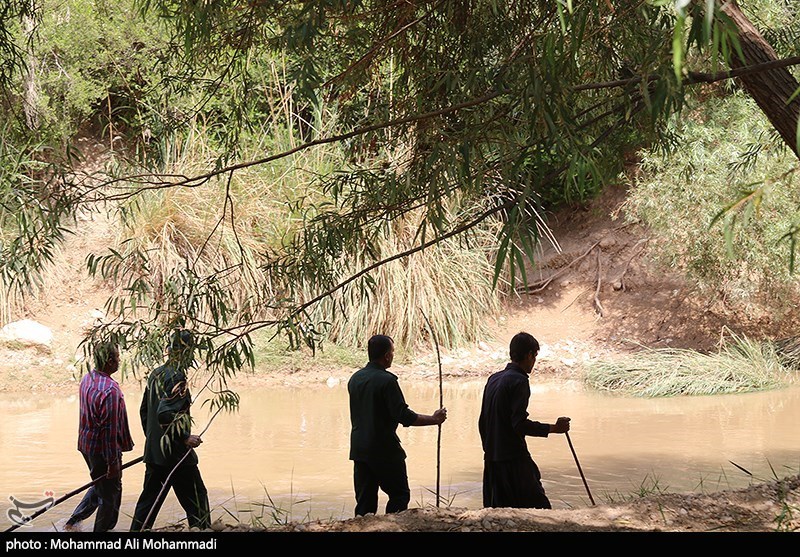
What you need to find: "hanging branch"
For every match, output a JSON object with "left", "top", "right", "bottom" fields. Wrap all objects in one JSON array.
[{"left": 419, "top": 307, "right": 443, "bottom": 508}]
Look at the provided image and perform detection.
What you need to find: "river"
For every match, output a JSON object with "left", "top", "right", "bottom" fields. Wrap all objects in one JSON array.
[{"left": 2, "top": 378, "right": 799, "bottom": 531}]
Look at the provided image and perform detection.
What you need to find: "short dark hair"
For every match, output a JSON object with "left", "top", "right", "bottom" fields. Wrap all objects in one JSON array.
[
  {"left": 509, "top": 332, "right": 539, "bottom": 363},
  {"left": 169, "top": 329, "right": 195, "bottom": 352},
  {"left": 94, "top": 341, "right": 119, "bottom": 371},
  {"left": 367, "top": 335, "right": 394, "bottom": 361}
]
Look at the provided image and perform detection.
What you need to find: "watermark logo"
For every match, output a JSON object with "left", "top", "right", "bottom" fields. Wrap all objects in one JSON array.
[{"left": 6, "top": 491, "right": 55, "bottom": 527}]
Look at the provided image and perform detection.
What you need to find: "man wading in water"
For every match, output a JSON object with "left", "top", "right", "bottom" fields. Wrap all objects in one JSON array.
[{"left": 479, "top": 331, "right": 571, "bottom": 509}]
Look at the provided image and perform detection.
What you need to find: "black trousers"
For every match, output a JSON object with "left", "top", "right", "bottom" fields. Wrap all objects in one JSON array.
[
  {"left": 482, "top": 456, "right": 552, "bottom": 509},
  {"left": 129, "top": 463, "right": 210, "bottom": 531},
  {"left": 66, "top": 452, "right": 122, "bottom": 531},
  {"left": 352, "top": 459, "right": 411, "bottom": 516}
]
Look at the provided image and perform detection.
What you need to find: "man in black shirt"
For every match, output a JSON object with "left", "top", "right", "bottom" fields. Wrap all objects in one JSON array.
[
  {"left": 348, "top": 334, "right": 447, "bottom": 516},
  {"left": 478, "top": 331, "right": 570, "bottom": 509}
]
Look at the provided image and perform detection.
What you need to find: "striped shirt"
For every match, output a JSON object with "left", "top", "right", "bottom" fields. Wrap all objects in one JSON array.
[{"left": 77, "top": 369, "right": 134, "bottom": 462}]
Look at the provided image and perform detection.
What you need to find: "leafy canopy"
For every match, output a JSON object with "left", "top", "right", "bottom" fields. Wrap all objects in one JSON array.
[{"left": 2, "top": 0, "right": 800, "bottom": 398}]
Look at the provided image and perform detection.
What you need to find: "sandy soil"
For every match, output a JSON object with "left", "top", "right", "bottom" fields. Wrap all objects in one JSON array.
[{"left": 2, "top": 179, "right": 799, "bottom": 533}]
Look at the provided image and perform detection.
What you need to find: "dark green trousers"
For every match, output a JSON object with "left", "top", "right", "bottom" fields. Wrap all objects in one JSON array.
[
  {"left": 130, "top": 462, "right": 210, "bottom": 531},
  {"left": 353, "top": 459, "right": 411, "bottom": 516}
]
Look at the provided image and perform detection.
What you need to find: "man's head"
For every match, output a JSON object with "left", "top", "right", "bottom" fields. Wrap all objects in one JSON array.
[
  {"left": 168, "top": 329, "right": 195, "bottom": 366},
  {"left": 94, "top": 341, "right": 120, "bottom": 375},
  {"left": 509, "top": 331, "right": 539, "bottom": 374},
  {"left": 367, "top": 334, "right": 394, "bottom": 369}
]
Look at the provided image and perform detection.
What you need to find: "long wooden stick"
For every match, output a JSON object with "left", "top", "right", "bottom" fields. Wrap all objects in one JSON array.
[
  {"left": 565, "top": 431, "right": 595, "bottom": 506},
  {"left": 3, "top": 456, "right": 144, "bottom": 533},
  {"left": 593, "top": 248, "right": 605, "bottom": 317},
  {"left": 419, "top": 308, "right": 443, "bottom": 507}
]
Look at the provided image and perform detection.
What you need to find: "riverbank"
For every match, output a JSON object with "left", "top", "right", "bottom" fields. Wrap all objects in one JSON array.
[{"left": 101, "top": 472, "right": 798, "bottom": 533}]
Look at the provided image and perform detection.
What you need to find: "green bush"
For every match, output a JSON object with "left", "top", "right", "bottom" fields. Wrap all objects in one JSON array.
[
  {"left": 32, "top": 0, "right": 170, "bottom": 143},
  {"left": 623, "top": 92, "right": 800, "bottom": 318},
  {"left": 583, "top": 332, "right": 796, "bottom": 397}
]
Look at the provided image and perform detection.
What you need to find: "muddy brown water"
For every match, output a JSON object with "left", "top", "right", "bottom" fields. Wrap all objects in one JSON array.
[{"left": 2, "top": 378, "right": 799, "bottom": 531}]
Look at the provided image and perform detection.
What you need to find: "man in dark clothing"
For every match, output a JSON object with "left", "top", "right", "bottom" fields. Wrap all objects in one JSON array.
[
  {"left": 130, "top": 329, "right": 210, "bottom": 531},
  {"left": 348, "top": 334, "right": 447, "bottom": 516},
  {"left": 479, "top": 331, "right": 570, "bottom": 509},
  {"left": 65, "top": 342, "right": 134, "bottom": 531}
]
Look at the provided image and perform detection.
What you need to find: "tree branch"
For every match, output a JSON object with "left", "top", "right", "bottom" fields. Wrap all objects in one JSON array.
[{"left": 572, "top": 55, "right": 800, "bottom": 91}]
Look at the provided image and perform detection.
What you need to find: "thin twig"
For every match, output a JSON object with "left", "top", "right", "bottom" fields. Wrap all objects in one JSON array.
[
  {"left": 518, "top": 241, "right": 602, "bottom": 294},
  {"left": 594, "top": 248, "right": 604, "bottom": 317}
]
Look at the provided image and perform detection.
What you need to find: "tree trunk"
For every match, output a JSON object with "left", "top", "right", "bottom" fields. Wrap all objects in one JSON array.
[
  {"left": 720, "top": 1, "right": 800, "bottom": 158},
  {"left": 22, "top": 1, "right": 40, "bottom": 131}
]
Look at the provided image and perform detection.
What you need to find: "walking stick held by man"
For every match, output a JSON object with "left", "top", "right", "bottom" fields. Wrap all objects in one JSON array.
[
  {"left": 4, "top": 456, "right": 144, "bottom": 533},
  {"left": 566, "top": 431, "right": 595, "bottom": 506}
]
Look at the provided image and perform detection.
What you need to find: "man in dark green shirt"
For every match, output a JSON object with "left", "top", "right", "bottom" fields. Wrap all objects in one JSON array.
[
  {"left": 348, "top": 334, "right": 447, "bottom": 516},
  {"left": 130, "top": 329, "right": 210, "bottom": 531}
]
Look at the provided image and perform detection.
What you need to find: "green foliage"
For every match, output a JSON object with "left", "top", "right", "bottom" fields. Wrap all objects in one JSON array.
[
  {"left": 746, "top": 0, "right": 800, "bottom": 57},
  {"left": 251, "top": 330, "right": 362, "bottom": 371},
  {"left": 0, "top": 134, "right": 76, "bottom": 319},
  {"left": 94, "top": 110, "right": 506, "bottom": 355},
  {"left": 3, "top": 0, "right": 800, "bottom": 390},
  {"left": 0, "top": 0, "right": 35, "bottom": 91},
  {"left": 624, "top": 92, "right": 800, "bottom": 310},
  {"left": 303, "top": 206, "right": 505, "bottom": 351},
  {"left": 582, "top": 332, "right": 796, "bottom": 397},
  {"left": 33, "top": 0, "right": 173, "bottom": 143}
]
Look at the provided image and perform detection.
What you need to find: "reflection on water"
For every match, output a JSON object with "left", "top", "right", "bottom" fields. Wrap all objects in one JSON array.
[{"left": 2, "top": 378, "right": 799, "bottom": 531}]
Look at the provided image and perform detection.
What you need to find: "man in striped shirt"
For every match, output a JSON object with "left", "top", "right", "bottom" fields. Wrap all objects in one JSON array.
[{"left": 64, "top": 342, "right": 134, "bottom": 531}]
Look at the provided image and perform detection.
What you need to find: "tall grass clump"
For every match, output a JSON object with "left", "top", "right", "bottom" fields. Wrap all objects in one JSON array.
[
  {"left": 622, "top": 92, "right": 800, "bottom": 319},
  {"left": 582, "top": 333, "right": 796, "bottom": 397},
  {"left": 775, "top": 337, "right": 800, "bottom": 371},
  {"left": 111, "top": 91, "right": 343, "bottom": 317},
  {"left": 303, "top": 205, "right": 506, "bottom": 352},
  {"left": 113, "top": 109, "right": 508, "bottom": 352},
  {"left": 250, "top": 328, "right": 363, "bottom": 371}
]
